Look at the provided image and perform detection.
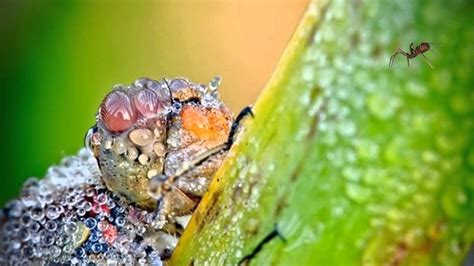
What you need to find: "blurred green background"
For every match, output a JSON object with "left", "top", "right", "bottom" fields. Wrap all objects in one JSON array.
[{"left": 0, "top": 0, "right": 307, "bottom": 205}]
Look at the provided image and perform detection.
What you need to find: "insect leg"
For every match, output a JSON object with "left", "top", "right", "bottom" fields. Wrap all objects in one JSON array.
[
  {"left": 224, "top": 106, "right": 254, "bottom": 150},
  {"left": 149, "top": 175, "right": 198, "bottom": 226},
  {"left": 149, "top": 107, "right": 253, "bottom": 218},
  {"left": 170, "top": 106, "right": 254, "bottom": 179},
  {"left": 420, "top": 53, "right": 434, "bottom": 69}
]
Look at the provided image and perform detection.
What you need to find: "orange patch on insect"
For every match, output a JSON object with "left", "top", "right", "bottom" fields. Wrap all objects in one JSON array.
[{"left": 181, "top": 105, "right": 230, "bottom": 145}]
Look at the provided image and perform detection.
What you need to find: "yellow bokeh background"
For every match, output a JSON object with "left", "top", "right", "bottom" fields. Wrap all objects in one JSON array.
[{"left": 0, "top": 0, "right": 307, "bottom": 204}]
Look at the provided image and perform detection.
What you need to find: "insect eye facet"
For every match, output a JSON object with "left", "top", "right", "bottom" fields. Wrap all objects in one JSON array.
[
  {"left": 134, "top": 88, "right": 162, "bottom": 118},
  {"left": 100, "top": 90, "right": 137, "bottom": 133}
]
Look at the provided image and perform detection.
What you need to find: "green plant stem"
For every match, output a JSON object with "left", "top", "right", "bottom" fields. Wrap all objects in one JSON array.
[{"left": 170, "top": 0, "right": 474, "bottom": 265}]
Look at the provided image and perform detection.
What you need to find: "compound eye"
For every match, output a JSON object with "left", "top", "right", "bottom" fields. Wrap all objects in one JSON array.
[
  {"left": 181, "top": 105, "right": 229, "bottom": 143},
  {"left": 100, "top": 90, "right": 137, "bottom": 133},
  {"left": 134, "top": 88, "right": 162, "bottom": 118}
]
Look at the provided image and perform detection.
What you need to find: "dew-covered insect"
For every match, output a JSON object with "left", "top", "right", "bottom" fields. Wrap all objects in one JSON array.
[
  {"left": 0, "top": 77, "right": 251, "bottom": 264},
  {"left": 86, "top": 77, "right": 252, "bottom": 227}
]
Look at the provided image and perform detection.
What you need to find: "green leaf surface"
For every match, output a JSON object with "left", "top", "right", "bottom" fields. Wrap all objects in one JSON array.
[{"left": 170, "top": 0, "right": 474, "bottom": 265}]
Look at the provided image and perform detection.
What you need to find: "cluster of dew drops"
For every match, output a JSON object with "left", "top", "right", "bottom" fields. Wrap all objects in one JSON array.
[{"left": 0, "top": 149, "right": 178, "bottom": 265}]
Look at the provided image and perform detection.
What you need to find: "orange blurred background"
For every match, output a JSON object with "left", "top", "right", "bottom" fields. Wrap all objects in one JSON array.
[{"left": 0, "top": 0, "right": 308, "bottom": 204}]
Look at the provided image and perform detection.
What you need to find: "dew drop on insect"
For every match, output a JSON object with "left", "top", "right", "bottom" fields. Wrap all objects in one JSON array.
[
  {"left": 49, "top": 245, "right": 61, "bottom": 258},
  {"left": 112, "top": 137, "right": 127, "bottom": 155},
  {"left": 138, "top": 154, "right": 150, "bottom": 165},
  {"left": 46, "top": 206, "right": 59, "bottom": 220},
  {"left": 126, "top": 147, "right": 139, "bottom": 161},
  {"left": 134, "top": 88, "right": 162, "bottom": 118},
  {"left": 153, "top": 142, "right": 165, "bottom": 157},
  {"left": 44, "top": 220, "right": 57, "bottom": 232},
  {"left": 100, "top": 90, "right": 137, "bottom": 133},
  {"left": 129, "top": 128, "right": 154, "bottom": 146},
  {"left": 169, "top": 78, "right": 189, "bottom": 91},
  {"left": 97, "top": 220, "right": 109, "bottom": 231},
  {"left": 96, "top": 193, "right": 108, "bottom": 205},
  {"left": 147, "top": 169, "right": 159, "bottom": 179}
]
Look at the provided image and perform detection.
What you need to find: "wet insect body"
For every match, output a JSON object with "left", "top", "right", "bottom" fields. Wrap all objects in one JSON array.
[{"left": 86, "top": 77, "right": 252, "bottom": 228}]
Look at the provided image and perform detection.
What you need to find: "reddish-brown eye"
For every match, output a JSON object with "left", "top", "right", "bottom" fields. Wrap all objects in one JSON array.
[
  {"left": 100, "top": 90, "right": 137, "bottom": 133},
  {"left": 134, "top": 88, "right": 162, "bottom": 118}
]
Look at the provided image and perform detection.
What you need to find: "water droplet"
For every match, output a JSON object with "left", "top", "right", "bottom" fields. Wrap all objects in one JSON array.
[
  {"left": 342, "top": 167, "right": 361, "bottom": 182},
  {"left": 45, "top": 220, "right": 58, "bottom": 232},
  {"left": 302, "top": 65, "right": 315, "bottom": 82},
  {"left": 404, "top": 228, "right": 424, "bottom": 246},
  {"left": 383, "top": 137, "right": 405, "bottom": 164},
  {"left": 49, "top": 245, "right": 61, "bottom": 257},
  {"left": 112, "top": 137, "right": 127, "bottom": 155},
  {"left": 449, "top": 93, "right": 471, "bottom": 115},
  {"left": 31, "top": 206, "right": 45, "bottom": 221},
  {"left": 129, "top": 128, "right": 154, "bottom": 146},
  {"left": 441, "top": 185, "right": 468, "bottom": 219},
  {"left": 5, "top": 200, "right": 23, "bottom": 218},
  {"left": 98, "top": 220, "right": 109, "bottom": 231},
  {"left": 421, "top": 150, "right": 439, "bottom": 164},
  {"left": 126, "top": 147, "right": 139, "bottom": 161},
  {"left": 367, "top": 93, "right": 400, "bottom": 120},
  {"left": 40, "top": 232, "right": 55, "bottom": 246},
  {"left": 406, "top": 81, "right": 427, "bottom": 97},
  {"left": 435, "top": 133, "right": 466, "bottom": 155},
  {"left": 96, "top": 193, "right": 108, "bottom": 205},
  {"left": 85, "top": 218, "right": 97, "bottom": 229},
  {"left": 83, "top": 201, "right": 93, "bottom": 212},
  {"left": 138, "top": 154, "right": 150, "bottom": 165},
  {"left": 345, "top": 183, "right": 371, "bottom": 203},
  {"left": 354, "top": 139, "right": 380, "bottom": 161},
  {"left": 338, "top": 120, "right": 357, "bottom": 137},
  {"left": 19, "top": 228, "right": 30, "bottom": 242},
  {"left": 153, "top": 142, "right": 166, "bottom": 157}
]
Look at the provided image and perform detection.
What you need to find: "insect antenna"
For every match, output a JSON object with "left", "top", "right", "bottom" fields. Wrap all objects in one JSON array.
[{"left": 162, "top": 77, "right": 175, "bottom": 104}]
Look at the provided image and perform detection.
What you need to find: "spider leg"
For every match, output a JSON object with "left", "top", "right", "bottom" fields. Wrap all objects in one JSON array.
[
  {"left": 389, "top": 49, "right": 408, "bottom": 68},
  {"left": 389, "top": 53, "right": 399, "bottom": 67},
  {"left": 420, "top": 53, "right": 434, "bottom": 69},
  {"left": 409, "top": 42, "right": 416, "bottom": 54}
]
